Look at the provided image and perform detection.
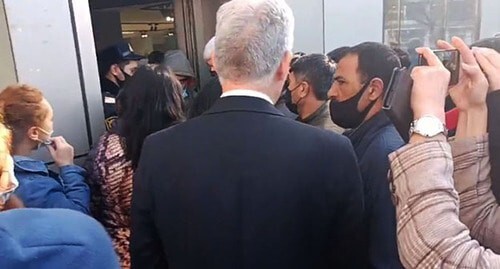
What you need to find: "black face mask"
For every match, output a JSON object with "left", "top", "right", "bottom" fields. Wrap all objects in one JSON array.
[
  {"left": 329, "top": 80, "right": 377, "bottom": 129},
  {"left": 284, "top": 89, "right": 298, "bottom": 114},
  {"left": 116, "top": 68, "right": 132, "bottom": 88}
]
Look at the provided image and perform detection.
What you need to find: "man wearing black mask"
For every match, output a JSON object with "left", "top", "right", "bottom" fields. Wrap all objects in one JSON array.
[
  {"left": 97, "top": 42, "right": 143, "bottom": 130},
  {"left": 328, "top": 42, "right": 404, "bottom": 269}
]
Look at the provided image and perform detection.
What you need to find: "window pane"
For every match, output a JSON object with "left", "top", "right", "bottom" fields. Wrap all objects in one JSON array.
[{"left": 384, "top": 0, "right": 480, "bottom": 50}]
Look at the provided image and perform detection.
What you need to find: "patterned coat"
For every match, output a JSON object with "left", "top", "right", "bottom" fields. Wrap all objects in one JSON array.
[
  {"left": 88, "top": 132, "right": 133, "bottom": 269},
  {"left": 389, "top": 135, "right": 500, "bottom": 268}
]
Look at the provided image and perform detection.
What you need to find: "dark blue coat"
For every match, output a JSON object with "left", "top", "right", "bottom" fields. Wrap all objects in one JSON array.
[{"left": 344, "top": 112, "right": 404, "bottom": 269}]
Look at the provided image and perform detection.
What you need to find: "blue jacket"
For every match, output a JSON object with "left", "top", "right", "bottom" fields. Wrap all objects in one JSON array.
[
  {"left": 344, "top": 112, "right": 404, "bottom": 269},
  {"left": 0, "top": 208, "right": 120, "bottom": 269},
  {"left": 13, "top": 156, "right": 90, "bottom": 214}
]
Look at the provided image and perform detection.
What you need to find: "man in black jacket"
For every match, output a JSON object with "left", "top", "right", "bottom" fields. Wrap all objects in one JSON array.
[
  {"left": 130, "top": 0, "right": 364, "bottom": 268},
  {"left": 97, "top": 42, "right": 143, "bottom": 130},
  {"left": 328, "top": 42, "right": 404, "bottom": 268}
]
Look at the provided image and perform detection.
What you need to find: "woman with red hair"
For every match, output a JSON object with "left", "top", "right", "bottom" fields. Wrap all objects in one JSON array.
[{"left": 0, "top": 85, "right": 89, "bottom": 214}]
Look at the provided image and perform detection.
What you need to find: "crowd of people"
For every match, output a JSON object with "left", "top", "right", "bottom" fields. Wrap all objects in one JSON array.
[{"left": 0, "top": 0, "right": 500, "bottom": 268}]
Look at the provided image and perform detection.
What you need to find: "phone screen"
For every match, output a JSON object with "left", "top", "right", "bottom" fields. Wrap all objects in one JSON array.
[{"left": 418, "top": 49, "right": 460, "bottom": 86}]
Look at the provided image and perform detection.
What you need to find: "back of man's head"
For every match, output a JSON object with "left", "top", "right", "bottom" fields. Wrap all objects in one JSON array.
[
  {"left": 204, "top": 36, "right": 216, "bottom": 62},
  {"left": 471, "top": 37, "right": 500, "bottom": 53},
  {"left": 148, "top": 50, "right": 165, "bottom": 64},
  {"left": 327, "top": 46, "right": 350, "bottom": 63},
  {"left": 392, "top": 47, "right": 411, "bottom": 68},
  {"left": 290, "top": 54, "right": 335, "bottom": 100},
  {"left": 215, "top": 0, "right": 294, "bottom": 87},
  {"left": 346, "top": 42, "right": 401, "bottom": 91}
]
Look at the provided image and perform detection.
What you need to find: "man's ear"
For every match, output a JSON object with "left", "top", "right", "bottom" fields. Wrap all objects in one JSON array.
[
  {"left": 210, "top": 53, "right": 216, "bottom": 71},
  {"left": 299, "top": 81, "right": 311, "bottom": 98},
  {"left": 367, "top": 78, "right": 385, "bottom": 101},
  {"left": 110, "top": 64, "right": 121, "bottom": 76},
  {"left": 276, "top": 51, "right": 293, "bottom": 82}
]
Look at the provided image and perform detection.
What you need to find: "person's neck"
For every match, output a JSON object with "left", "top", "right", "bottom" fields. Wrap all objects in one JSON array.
[
  {"left": 362, "top": 101, "right": 383, "bottom": 124},
  {"left": 299, "top": 99, "right": 325, "bottom": 120},
  {"left": 221, "top": 80, "right": 280, "bottom": 104},
  {"left": 105, "top": 73, "right": 119, "bottom": 87},
  {"left": 12, "top": 142, "right": 34, "bottom": 157}
]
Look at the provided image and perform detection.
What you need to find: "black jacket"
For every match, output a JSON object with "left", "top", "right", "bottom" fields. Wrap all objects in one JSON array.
[
  {"left": 344, "top": 112, "right": 404, "bottom": 269},
  {"left": 131, "top": 96, "right": 365, "bottom": 269},
  {"left": 488, "top": 91, "right": 500, "bottom": 201},
  {"left": 100, "top": 78, "right": 121, "bottom": 130}
]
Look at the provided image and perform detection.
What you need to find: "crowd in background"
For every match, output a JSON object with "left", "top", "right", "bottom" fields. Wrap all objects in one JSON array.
[{"left": 0, "top": 0, "right": 500, "bottom": 268}]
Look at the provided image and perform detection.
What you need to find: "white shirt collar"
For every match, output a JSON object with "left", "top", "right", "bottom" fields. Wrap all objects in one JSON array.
[{"left": 220, "top": 89, "right": 274, "bottom": 105}]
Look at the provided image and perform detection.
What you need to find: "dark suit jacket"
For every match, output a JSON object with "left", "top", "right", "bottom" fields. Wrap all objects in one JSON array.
[
  {"left": 131, "top": 96, "right": 365, "bottom": 269},
  {"left": 488, "top": 91, "right": 500, "bottom": 201}
]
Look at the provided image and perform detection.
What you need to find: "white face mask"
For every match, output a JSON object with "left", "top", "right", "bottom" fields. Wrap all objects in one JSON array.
[
  {"left": 36, "top": 127, "right": 54, "bottom": 145},
  {"left": 0, "top": 155, "right": 19, "bottom": 210}
]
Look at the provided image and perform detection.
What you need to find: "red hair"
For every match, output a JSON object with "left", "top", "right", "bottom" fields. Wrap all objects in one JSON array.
[{"left": 0, "top": 84, "right": 48, "bottom": 132}]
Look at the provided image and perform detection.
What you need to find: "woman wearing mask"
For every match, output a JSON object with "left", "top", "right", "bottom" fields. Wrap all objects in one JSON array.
[
  {"left": 0, "top": 119, "right": 120, "bottom": 269},
  {"left": 88, "top": 65, "right": 185, "bottom": 269},
  {"left": 0, "top": 85, "right": 89, "bottom": 214}
]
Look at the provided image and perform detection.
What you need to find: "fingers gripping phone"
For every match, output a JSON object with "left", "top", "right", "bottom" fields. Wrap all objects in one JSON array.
[
  {"left": 418, "top": 49, "right": 460, "bottom": 86},
  {"left": 383, "top": 49, "right": 460, "bottom": 142}
]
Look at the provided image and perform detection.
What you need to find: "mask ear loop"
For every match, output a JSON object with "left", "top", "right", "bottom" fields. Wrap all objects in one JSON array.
[{"left": 35, "top": 127, "right": 54, "bottom": 146}]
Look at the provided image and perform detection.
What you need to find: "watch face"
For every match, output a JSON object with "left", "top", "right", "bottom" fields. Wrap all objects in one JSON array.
[{"left": 414, "top": 116, "right": 445, "bottom": 137}]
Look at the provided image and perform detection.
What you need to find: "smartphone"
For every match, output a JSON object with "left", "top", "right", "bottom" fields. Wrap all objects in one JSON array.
[
  {"left": 382, "top": 67, "right": 413, "bottom": 142},
  {"left": 418, "top": 49, "right": 460, "bottom": 86}
]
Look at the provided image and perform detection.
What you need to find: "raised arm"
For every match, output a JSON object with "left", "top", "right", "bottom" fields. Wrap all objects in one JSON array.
[{"left": 392, "top": 41, "right": 500, "bottom": 268}]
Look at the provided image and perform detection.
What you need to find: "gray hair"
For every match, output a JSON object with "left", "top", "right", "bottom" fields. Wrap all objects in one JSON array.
[
  {"left": 203, "top": 36, "right": 216, "bottom": 61},
  {"left": 215, "top": 0, "right": 294, "bottom": 85}
]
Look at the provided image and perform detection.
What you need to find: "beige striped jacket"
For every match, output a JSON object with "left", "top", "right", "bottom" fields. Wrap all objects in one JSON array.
[{"left": 389, "top": 135, "right": 500, "bottom": 268}]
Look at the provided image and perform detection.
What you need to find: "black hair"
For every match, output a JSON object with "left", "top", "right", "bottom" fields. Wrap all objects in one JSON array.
[
  {"left": 392, "top": 47, "right": 411, "bottom": 68},
  {"left": 117, "top": 65, "right": 185, "bottom": 169},
  {"left": 327, "top": 46, "right": 350, "bottom": 63},
  {"left": 289, "top": 53, "right": 336, "bottom": 100},
  {"left": 188, "top": 76, "right": 222, "bottom": 119},
  {"left": 347, "top": 42, "right": 401, "bottom": 91},
  {"left": 148, "top": 50, "right": 165, "bottom": 64},
  {"left": 471, "top": 37, "right": 500, "bottom": 53}
]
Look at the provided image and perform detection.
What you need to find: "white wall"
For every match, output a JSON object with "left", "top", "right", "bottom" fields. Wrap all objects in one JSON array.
[
  {"left": 324, "top": 0, "right": 384, "bottom": 53},
  {"left": 285, "top": 0, "right": 324, "bottom": 54},
  {"left": 480, "top": 0, "right": 500, "bottom": 38},
  {"left": 283, "top": 0, "right": 385, "bottom": 54},
  {"left": 0, "top": 0, "right": 16, "bottom": 88},
  {"left": 3, "top": 0, "right": 104, "bottom": 162}
]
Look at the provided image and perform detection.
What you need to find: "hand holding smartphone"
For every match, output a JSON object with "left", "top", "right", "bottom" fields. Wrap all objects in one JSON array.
[
  {"left": 383, "top": 49, "right": 460, "bottom": 142},
  {"left": 418, "top": 49, "right": 460, "bottom": 86}
]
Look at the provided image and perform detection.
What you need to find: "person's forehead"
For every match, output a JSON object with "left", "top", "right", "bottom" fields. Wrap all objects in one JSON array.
[{"left": 124, "top": 60, "right": 139, "bottom": 68}]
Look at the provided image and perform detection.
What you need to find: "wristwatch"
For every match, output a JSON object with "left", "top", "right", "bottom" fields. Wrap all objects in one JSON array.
[{"left": 409, "top": 115, "right": 448, "bottom": 138}]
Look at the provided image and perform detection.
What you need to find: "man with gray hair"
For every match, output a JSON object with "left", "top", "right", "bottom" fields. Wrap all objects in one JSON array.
[
  {"left": 131, "top": 1, "right": 364, "bottom": 268},
  {"left": 203, "top": 36, "right": 216, "bottom": 74}
]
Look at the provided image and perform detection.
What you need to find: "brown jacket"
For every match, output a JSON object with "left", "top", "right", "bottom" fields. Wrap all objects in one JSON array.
[
  {"left": 299, "top": 101, "right": 344, "bottom": 134},
  {"left": 89, "top": 132, "right": 133, "bottom": 269},
  {"left": 389, "top": 135, "right": 500, "bottom": 268}
]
